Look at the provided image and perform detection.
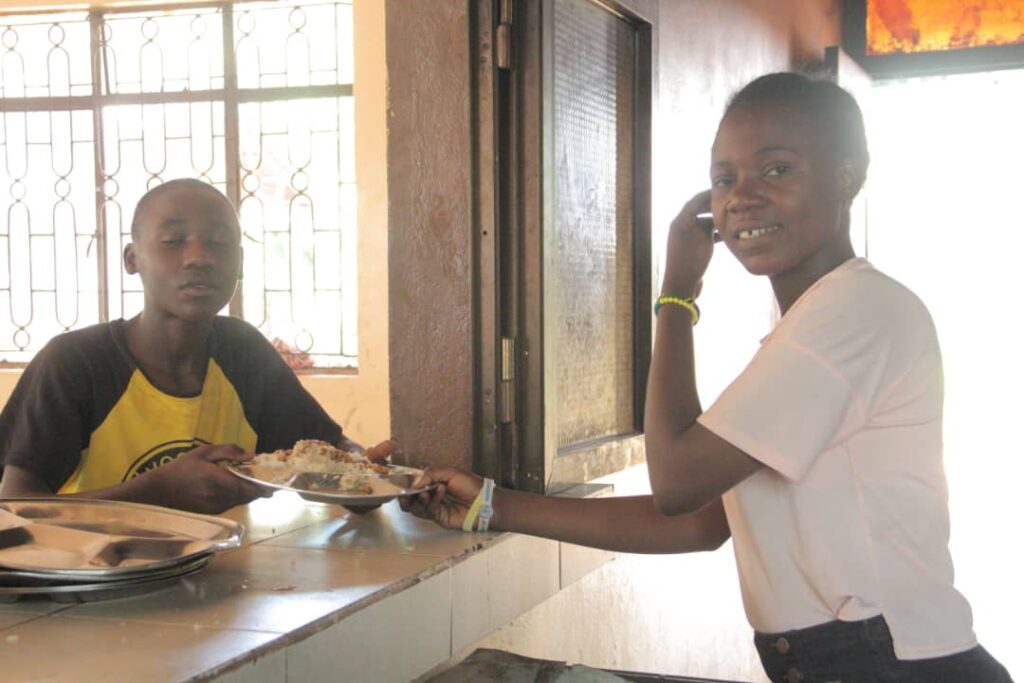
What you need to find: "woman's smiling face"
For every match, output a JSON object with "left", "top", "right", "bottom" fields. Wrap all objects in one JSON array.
[{"left": 709, "top": 101, "right": 850, "bottom": 279}]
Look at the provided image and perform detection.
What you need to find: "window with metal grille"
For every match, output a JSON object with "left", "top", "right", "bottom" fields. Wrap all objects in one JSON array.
[{"left": 0, "top": 0, "right": 356, "bottom": 368}]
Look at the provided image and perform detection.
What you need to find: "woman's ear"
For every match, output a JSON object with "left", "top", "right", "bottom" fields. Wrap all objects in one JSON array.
[
  {"left": 836, "top": 160, "right": 865, "bottom": 205},
  {"left": 237, "top": 246, "right": 244, "bottom": 280},
  {"left": 123, "top": 243, "right": 138, "bottom": 275}
]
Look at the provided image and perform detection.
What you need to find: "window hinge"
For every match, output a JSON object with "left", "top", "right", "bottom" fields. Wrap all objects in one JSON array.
[
  {"left": 495, "top": 0, "right": 513, "bottom": 70},
  {"left": 499, "top": 336, "right": 515, "bottom": 424}
]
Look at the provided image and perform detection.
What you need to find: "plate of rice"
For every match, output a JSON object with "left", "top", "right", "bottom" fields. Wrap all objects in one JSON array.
[{"left": 227, "top": 439, "right": 432, "bottom": 506}]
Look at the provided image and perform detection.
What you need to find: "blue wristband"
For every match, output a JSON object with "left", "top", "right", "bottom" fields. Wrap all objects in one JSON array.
[{"left": 477, "top": 478, "right": 496, "bottom": 532}]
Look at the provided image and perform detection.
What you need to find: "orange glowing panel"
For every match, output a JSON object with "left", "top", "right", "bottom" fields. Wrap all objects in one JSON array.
[{"left": 867, "top": 0, "right": 1024, "bottom": 54}]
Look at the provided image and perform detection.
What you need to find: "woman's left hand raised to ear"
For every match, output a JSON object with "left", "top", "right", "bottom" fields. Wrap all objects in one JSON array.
[{"left": 663, "top": 189, "right": 715, "bottom": 298}]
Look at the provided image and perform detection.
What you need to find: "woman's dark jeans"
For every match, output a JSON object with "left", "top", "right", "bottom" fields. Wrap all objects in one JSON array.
[{"left": 753, "top": 615, "right": 1013, "bottom": 682}]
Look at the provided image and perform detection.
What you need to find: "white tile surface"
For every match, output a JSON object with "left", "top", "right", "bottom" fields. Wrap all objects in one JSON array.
[
  {"left": 0, "top": 601, "right": 70, "bottom": 619},
  {"left": 213, "top": 649, "right": 287, "bottom": 683},
  {"left": 450, "top": 534, "right": 560, "bottom": 654},
  {"left": 264, "top": 499, "right": 490, "bottom": 559},
  {"left": 0, "top": 495, "right": 579, "bottom": 682},
  {"left": 0, "top": 611, "right": 39, "bottom": 631},
  {"left": 61, "top": 544, "right": 442, "bottom": 634},
  {"left": 222, "top": 493, "right": 350, "bottom": 545},
  {"left": 285, "top": 569, "right": 452, "bottom": 683},
  {"left": 0, "top": 615, "right": 279, "bottom": 682}
]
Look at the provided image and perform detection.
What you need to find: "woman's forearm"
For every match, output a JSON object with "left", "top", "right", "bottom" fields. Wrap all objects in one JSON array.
[{"left": 492, "top": 489, "right": 729, "bottom": 554}]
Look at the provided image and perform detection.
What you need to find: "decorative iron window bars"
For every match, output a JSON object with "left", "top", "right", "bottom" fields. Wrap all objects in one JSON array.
[{"left": 0, "top": 0, "right": 356, "bottom": 367}]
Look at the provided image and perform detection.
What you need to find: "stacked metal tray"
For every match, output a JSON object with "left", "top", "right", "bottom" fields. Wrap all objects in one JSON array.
[{"left": 0, "top": 498, "right": 244, "bottom": 603}]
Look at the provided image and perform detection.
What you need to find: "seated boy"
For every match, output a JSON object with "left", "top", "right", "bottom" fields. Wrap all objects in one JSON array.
[{"left": 0, "top": 178, "right": 360, "bottom": 514}]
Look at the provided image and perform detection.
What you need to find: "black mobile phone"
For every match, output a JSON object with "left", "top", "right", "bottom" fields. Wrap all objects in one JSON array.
[{"left": 695, "top": 212, "right": 719, "bottom": 241}]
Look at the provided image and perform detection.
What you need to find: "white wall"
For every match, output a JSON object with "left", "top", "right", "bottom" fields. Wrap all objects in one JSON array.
[
  {"left": 865, "top": 69, "right": 1024, "bottom": 678},
  {"left": 471, "top": 466, "right": 766, "bottom": 682}
]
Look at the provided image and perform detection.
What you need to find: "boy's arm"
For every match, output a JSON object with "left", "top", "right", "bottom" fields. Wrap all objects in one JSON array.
[
  {"left": 0, "top": 339, "right": 97, "bottom": 492},
  {"left": 0, "top": 466, "right": 59, "bottom": 497},
  {"left": 0, "top": 464, "right": 157, "bottom": 503},
  {"left": 338, "top": 433, "right": 365, "bottom": 453},
  {"left": 402, "top": 467, "right": 730, "bottom": 554},
  {"left": 0, "top": 445, "right": 269, "bottom": 515}
]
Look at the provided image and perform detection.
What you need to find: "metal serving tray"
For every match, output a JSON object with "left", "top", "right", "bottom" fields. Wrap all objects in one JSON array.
[
  {"left": 0, "top": 498, "right": 243, "bottom": 579},
  {"left": 0, "top": 554, "right": 211, "bottom": 603}
]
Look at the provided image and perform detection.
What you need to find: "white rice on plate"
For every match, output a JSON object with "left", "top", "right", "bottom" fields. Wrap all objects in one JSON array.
[{"left": 250, "top": 439, "right": 386, "bottom": 493}]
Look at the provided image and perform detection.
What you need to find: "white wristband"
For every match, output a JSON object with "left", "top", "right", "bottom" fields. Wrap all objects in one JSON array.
[{"left": 477, "top": 477, "right": 496, "bottom": 532}]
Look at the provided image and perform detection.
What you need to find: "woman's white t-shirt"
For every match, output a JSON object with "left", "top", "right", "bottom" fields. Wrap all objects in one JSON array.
[{"left": 698, "top": 258, "right": 976, "bottom": 660}]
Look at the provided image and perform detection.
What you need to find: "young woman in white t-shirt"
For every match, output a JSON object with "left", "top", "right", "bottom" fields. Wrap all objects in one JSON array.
[{"left": 401, "top": 72, "right": 1011, "bottom": 682}]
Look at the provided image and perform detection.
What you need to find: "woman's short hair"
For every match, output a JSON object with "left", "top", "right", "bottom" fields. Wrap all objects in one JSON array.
[{"left": 724, "top": 72, "right": 870, "bottom": 186}]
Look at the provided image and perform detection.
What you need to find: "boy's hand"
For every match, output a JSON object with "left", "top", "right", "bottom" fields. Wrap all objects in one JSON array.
[
  {"left": 338, "top": 434, "right": 365, "bottom": 454},
  {"left": 662, "top": 190, "right": 716, "bottom": 298},
  {"left": 140, "top": 444, "right": 270, "bottom": 514},
  {"left": 339, "top": 439, "right": 398, "bottom": 514},
  {"left": 363, "top": 439, "right": 398, "bottom": 464},
  {"left": 399, "top": 467, "right": 484, "bottom": 530}
]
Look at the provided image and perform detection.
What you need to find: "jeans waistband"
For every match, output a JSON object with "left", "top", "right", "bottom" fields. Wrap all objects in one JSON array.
[{"left": 753, "top": 616, "right": 1012, "bottom": 683}]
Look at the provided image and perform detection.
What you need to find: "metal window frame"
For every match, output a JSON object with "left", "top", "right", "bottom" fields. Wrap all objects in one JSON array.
[
  {"left": 0, "top": 0, "right": 354, "bottom": 366},
  {"left": 474, "top": 0, "right": 654, "bottom": 493}
]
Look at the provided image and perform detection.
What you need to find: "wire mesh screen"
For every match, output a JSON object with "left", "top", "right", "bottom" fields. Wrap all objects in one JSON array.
[
  {"left": 552, "top": 0, "right": 637, "bottom": 449},
  {"left": 0, "top": 1, "right": 356, "bottom": 367}
]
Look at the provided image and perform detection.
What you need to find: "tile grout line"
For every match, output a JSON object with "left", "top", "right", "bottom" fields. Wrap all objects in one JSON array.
[{"left": 448, "top": 556, "right": 455, "bottom": 659}]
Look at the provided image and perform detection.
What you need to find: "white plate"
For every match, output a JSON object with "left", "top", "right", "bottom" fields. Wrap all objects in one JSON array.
[{"left": 227, "top": 463, "right": 434, "bottom": 506}]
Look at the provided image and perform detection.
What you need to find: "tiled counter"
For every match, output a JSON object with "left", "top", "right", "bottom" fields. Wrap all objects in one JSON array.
[{"left": 0, "top": 491, "right": 612, "bottom": 682}]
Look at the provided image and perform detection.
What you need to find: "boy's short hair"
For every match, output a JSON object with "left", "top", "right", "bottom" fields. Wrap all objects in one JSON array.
[
  {"left": 724, "top": 72, "right": 870, "bottom": 187},
  {"left": 129, "top": 178, "right": 236, "bottom": 239}
]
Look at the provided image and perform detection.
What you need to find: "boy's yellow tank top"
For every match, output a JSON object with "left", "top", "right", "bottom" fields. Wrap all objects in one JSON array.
[{"left": 58, "top": 361, "right": 257, "bottom": 493}]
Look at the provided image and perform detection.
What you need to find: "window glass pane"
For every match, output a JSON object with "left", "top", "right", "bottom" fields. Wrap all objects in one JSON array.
[
  {"left": 0, "top": 109, "right": 99, "bottom": 362},
  {"left": 101, "top": 8, "right": 224, "bottom": 94},
  {"left": 552, "top": 0, "right": 636, "bottom": 448},
  {"left": 0, "top": 12, "right": 92, "bottom": 98},
  {"left": 0, "top": 1, "right": 355, "bottom": 368},
  {"left": 235, "top": 1, "right": 353, "bottom": 89},
  {"left": 238, "top": 96, "right": 356, "bottom": 367}
]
